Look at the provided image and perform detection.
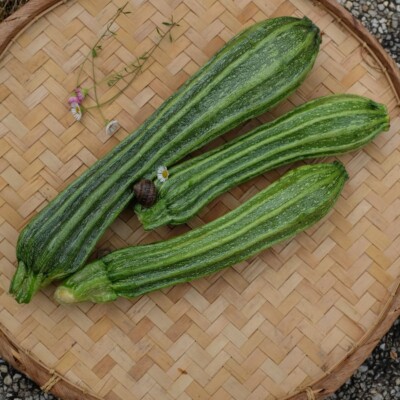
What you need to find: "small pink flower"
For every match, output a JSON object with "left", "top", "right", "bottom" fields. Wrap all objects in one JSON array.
[
  {"left": 68, "top": 96, "right": 80, "bottom": 105},
  {"left": 75, "top": 88, "right": 85, "bottom": 103}
]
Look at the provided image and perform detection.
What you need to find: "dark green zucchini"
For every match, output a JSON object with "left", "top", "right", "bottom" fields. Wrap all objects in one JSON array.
[
  {"left": 11, "top": 16, "right": 321, "bottom": 303},
  {"left": 135, "top": 94, "right": 389, "bottom": 229},
  {"left": 54, "top": 162, "right": 348, "bottom": 304}
]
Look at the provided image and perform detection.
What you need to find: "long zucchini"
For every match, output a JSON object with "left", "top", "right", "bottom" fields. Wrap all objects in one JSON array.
[
  {"left": 135, "top": 94, "right": 389, "bottom": 229},
  {"left": 10, "top": 17, "right": 321, "bottom": 303},
  {"left": 54, "top": 162, "right": 348, "bottom": 304}
]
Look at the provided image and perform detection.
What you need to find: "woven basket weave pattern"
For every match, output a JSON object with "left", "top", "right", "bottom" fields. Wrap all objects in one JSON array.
[{"left": 0, "top": 0, "right": 399, "bottom": 399}]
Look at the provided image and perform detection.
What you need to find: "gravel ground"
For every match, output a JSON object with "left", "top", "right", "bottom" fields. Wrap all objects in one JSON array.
[
  {"left": 0, "top": 0, "right": 399, "bottom": 399},
  {"left": 0, "top": 0, "right": 29, "bottom": 22},
  {"left": 0, "top": 360, "right": 57, "bottom": 399},
  {"left": 327, "top": 319, "right": 400, "bottom": 400},
  {"left": 338, "top": 0, "right": 400, "bottom": 66}
]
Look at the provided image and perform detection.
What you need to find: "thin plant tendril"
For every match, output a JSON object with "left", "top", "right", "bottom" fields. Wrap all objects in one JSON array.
[{"left": 70, "top": 4, "right": 179, "bottom": 127}]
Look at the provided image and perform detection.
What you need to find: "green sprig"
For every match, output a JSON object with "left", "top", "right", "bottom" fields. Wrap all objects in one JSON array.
[{"left": 74, "top": 7, "right": 180, "bottom": 119}]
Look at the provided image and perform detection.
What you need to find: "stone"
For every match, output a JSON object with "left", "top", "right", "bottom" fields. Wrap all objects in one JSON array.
[
  {"left": 3, "top": 374, "right": 12, "bottom": 386},
  {"left": 359, "top": 365, "right": 369, "bottom": 373},
  {"left": 13, "top": 373, "right": 22, "bottom": 381},
  {"left": 0, "top": 365, "right": 8, "bottom": 373}
]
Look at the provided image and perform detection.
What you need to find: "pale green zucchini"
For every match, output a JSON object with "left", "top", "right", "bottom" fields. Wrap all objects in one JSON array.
[
  {"left": 55, "top": 162, "right": 348, "bottom": 304},
  {"left": 11, "top": 16, "right": 321, "bottom": 303},
  {"left": 135, "top": 94, "right": 389, "bottom": 229}
]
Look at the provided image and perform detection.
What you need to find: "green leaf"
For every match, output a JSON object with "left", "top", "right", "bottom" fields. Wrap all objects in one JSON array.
[
  {"left": 162, "top": 21, "right": 172, "bottom": 26},
  {"left": 91, "top": 48, "right": 97, "bottom": 58}
]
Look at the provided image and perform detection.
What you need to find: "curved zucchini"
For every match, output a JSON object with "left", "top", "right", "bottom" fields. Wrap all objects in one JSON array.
[
  {"left": 11, "top": 16, "right": 321, "bottom": 303},
  {"left": 55, "top": 162, "right": 348, "bottom": 304},
  {"left": 135, "top": 94, "right": 389, "bottom": 229}
]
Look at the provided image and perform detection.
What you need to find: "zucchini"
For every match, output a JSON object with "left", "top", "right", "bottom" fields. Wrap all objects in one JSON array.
[
  {"left": 54, "top": 162, "right": 348, "bottom": 304},
  {"left": 135, "top": 94, "right": 389, "bottom": 229},
  {"left": 11, "top": 16, "right": 321, "bottom": 303}
]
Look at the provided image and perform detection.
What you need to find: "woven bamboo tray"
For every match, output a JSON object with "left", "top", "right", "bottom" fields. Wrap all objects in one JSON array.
[{"left": 0, "top": 0, "right": 399, "bottom": 399}]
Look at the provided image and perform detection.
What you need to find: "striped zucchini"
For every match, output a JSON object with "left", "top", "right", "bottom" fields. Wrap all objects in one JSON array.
[
  {"left": 135, "top": 94, "right": 389, "bottom": 230},
  {"left": 54, "top": 162, "right": 348, "bottom": 304},
  {"left": 11, "top": 16, "right": 321, "bottom": 303}
]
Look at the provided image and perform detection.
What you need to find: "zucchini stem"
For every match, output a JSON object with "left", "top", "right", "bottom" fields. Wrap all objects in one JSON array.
[
  {"left": 9, "top": 261, "right": 42, "bottom": 304},
  {"left": 54, "top": 260, "right": 117, "bottom": 304}
]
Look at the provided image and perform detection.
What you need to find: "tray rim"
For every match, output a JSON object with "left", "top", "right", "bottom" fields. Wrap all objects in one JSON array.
[{"left": 0, "top": 0, "right": 399, "bottom": 399}]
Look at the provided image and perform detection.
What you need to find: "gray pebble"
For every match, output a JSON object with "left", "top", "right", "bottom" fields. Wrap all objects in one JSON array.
[
  {"left": 3, "top": 374, "right": 12, "bottom": 386},
  {"left": 13, "top": 373, "right": 21, "bottom": 381},
  {"left": 0, "top": 364, "right": 8, "bottom": 373},
  {"left": 359, "top": 365, "right": 369, "bottom": 373}
]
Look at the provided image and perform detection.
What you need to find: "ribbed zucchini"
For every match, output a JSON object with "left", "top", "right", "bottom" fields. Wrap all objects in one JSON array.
[
  {"left": 136, "top": 94, "right": 389, "bottom": 229},
  {"left": 55, "top": 162, "right": 348, "bottom": 304},
  {"left": 11, "top": 16, "right": 321, "bottom": 303}
]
